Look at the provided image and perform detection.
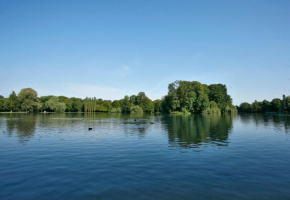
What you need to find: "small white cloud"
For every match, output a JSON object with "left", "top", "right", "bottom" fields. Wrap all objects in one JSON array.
[{"left": 117, "top": 65, "right": 131, "bottom": 77}]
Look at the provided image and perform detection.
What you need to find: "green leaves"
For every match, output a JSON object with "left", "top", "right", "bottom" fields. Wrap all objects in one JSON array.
[
  {"left": 130, "top": 106, "right": 143, "bottom": 114},
  {"left": 46, "top": 97, "right": 66, "bottom": 113},
  {"left": 162, "top": 81, "right": 234, "bottom": 114},
  {"left": 153, "top": 100, "right": 162, "bottom": 113},
  {"left": 18, "top": 88, "right": 39, "bottom": 112},
  {"left": 1, "top": 81, "right": 239, "bottom": 114}
]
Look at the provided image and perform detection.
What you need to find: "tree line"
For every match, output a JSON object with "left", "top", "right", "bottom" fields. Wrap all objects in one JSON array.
[
  {"left": 0, "top": 80, "right": 237, "bottom": 114},
  {"left": 238, "top": 95, "right": 290, "bottom": 113}
]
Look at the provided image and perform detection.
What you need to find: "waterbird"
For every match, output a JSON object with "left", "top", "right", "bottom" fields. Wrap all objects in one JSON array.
[
  {"left": 88, "top": 128, "right": 93, "bottom": 131},
  {"left": 134, "top": 119, "right": 137, "bottom": 122},
  {"left": 150, "top": 122, "right": 154, "bottom": 124}
]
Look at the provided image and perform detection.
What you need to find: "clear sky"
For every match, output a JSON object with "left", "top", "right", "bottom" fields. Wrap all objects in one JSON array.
[{"left": 0, "top": 0, "right": 289, "bottom": 105}]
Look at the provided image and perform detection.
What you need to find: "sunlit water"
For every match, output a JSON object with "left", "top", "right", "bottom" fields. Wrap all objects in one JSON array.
[{"left": 0, "top": 113, "right": 290, "bottom": 200}]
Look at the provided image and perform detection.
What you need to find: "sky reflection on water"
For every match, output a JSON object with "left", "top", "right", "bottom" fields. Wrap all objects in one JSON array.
[{"left": 0, "top": 113, "right": 290, "bottom": 200}]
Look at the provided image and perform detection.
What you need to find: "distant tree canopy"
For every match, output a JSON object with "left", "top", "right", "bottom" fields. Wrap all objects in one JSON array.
[
  {"left": 112, "top": 92, "right": 154, "bottom": 114},
  {"left": 0, "top": 80, "right": 240, "bottom": 114},
  {"left": 238, "top": 95, "right": 290, "bottom": 113},
  {"left": 161, "top": 81, "right": 236, "bottom": 114},
  {"left": 83, "top": 97, "right": 112, "bottom": 112}
]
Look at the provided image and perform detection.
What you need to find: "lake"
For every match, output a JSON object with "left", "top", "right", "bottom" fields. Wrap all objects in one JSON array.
[{"left": 0, "top": 113, "right": 290, "bottom": 200}]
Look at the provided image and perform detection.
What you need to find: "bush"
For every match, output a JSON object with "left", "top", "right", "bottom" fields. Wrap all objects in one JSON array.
[
  {"left": 181, "top": 107, "right": 190, "bottom": 114},
  {"left": 111, "top": 107, "right": 122, "bottom": 113},
  {"left": 130, "top": 106, "right": 143, "bottom": 114},
  {"left": 202, "top": 101, "right": 221, "bottom": 114}
]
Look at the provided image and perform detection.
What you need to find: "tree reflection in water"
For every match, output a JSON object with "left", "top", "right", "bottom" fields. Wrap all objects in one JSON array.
[
  {"left": 162, "top": 114, "right": 237, "bottom": 149},
  {"left": 5, "top": 114, "right": 37, "bottom": 141},
  {"left": 239, "top": 113, "right": 290, "bottom": 133},
  {"left": 2, "top": 113, "right": 289, "bottom": 144}
]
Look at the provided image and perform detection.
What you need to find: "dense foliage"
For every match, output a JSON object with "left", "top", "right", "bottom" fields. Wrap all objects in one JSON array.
[
  {"left": 238, "top": 95, "right": 290, "bottom": 113},
  {"left": 45, "top": 97, "right": 66, "bottom": 113},
  {"left": 130, "top": 105, "right": 143, "bottom": 114},
  {"left": 0, "top": 80, "right": 238, "bottom": 114},
  {"left": 161, "top": 81, "right": 236, "bottom": 114}
]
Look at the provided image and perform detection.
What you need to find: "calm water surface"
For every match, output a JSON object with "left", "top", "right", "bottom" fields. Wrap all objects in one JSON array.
[{"left": 0, "top": 113, "right": 290, "bottom": 200}]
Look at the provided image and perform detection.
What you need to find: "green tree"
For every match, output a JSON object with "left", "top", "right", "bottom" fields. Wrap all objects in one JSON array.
[
  {"left": 203, "top": 101, "right": 221, "bottom": 114},
  {"left": 122, "top": 95, "right": 132, "bottom": 113},
  {"left": 58, "top": 96, "right": 73, "bottom": 112},
  {"left": 130, "top": 105, "right": 143, "bottom": 114},
  {"left": 195, "top": 91, "right": 209, "bottom": 113},
  {"left": 239, "top": 102, "right": 252, "bottom": 112},
  {"left": 2, "top": 98, "right": 10, "bottom": 111},
  {"left": 285, "top": 96, "right": 290, "bottom": 112},
  {"left": 71, "top": 98, "right": 83, "bottom": 112},
  {"left": 271, "top": 98, "right": 282, "bottom": 112},
  {"left": 8, "top": 91, "right": 20, "bottom": 111},
  {"left": 64, "top": 98, "right": 73, "bottom": 112},
  {"left": 46, "top": 97, "right": 66, "bottom": 112},
  {"left": 38, "top": 95, "right": 54, "bottom": 111},
  {"left": 282, "top": 94, "right": 289, "bottom": 112},
  {"left": 129, "top": 95, "right": 138, "bottom": 105},
  {"left": 21, "top": 100, "right": 38, "bottom": 112},
  {"left": 176, "top": 81, "right": 196, "bottom": 112},
  {"left": 161, "top": 95, "right": 171, "bottom": 113},
  {"left": 161, "top": 80, "right": 235, "bottom": 114},
  {"left": 252, "top": 100, "right": 262, "bottom": 112},
  {"left": 136, "top": 92, "right": 154, "bottom": 113},
  {"left": 208, "top": 84, "right": 232, "bottom": 112},
  {"left": 261, "top": 100, "right": 272, "bottom": 112},
  {"left": 0, "top": 97, "right": 8, "bottom": 111},
  {"left": 18, "top": 88, "right": 39, "bottom": 112},
  {"left": 84, "top": 97, "right": 102, "bottom": 112},
  {"left": 112, "top": 100, "right": 122, "bottom": 109},
  {"left": 153, "top": 99, "right": 162, "bottom": 112}
]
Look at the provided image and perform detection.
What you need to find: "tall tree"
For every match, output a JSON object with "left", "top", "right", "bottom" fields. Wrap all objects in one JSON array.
[
  {"left": 0, "top": 97, "right": 5, "bottom": 111},
  {"left": 8, "top": 91, "right": 20, "bottom": 111},
  {"left": 271, "top": 98, "right": 282, "bottom": 112},
  {"left": 153, "top": 99, "right": 162, "bottom": 112},
  {"left": 122, "top": 95, "right": 132, "bottom": 113},
  {"left": 71, "top": 98, "right": 83, "bottom": 112},
  {"left": 208, "top": 84, "right": 232, "bottom": 112},
  {"left": 112, "top": 100, "right": 122, "bottom": 109},
  {"left": 136, "top": 92, "right": 154, "bottom": 113},
  {"left": 18, "top": 88, "right": 40, "bottom": 112}
]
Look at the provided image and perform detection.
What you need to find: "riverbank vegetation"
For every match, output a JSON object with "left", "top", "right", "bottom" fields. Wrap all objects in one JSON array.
[
  {"left": 0, "top": 80, "right": 237, "bottom": 114},
  {"left": 238, "top": 95, "right": 290, "bottom": 113}
]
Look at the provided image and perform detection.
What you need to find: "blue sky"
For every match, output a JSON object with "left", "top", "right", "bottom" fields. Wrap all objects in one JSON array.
[{"left": 0, "top": 0, "right": 289, "bottom": 105}]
